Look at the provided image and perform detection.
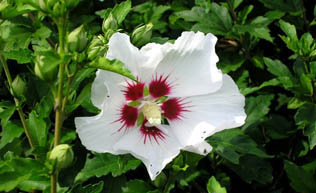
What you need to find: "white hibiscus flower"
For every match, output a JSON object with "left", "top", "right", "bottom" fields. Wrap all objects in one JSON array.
[{"left": 75, "top": 31, "right": 246, "bottom": 180}]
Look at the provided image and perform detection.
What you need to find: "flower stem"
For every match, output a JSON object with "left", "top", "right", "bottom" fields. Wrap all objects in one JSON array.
[
  {"left": 163, "top": 171, "right": 177, "bottom": 193},
  {"left": 51, "top": 15, "right": 67, "bottom": 193},
  {"left": 0, "top": 55, "right": 35, "bottom": 149}
]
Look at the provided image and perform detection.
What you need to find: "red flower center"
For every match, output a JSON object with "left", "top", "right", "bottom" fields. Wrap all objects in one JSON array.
[{"left": 116, "top": 75, "right": 190, "bottom": 144}]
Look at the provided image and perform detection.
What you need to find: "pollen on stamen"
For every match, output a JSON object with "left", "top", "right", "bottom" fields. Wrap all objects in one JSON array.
[
  {"left": 161, "top": 98, "right": 190, "bottom": 120},
  {"left": 140, "top": 121, "right": 165, "bottom": 144},
  {"left": 149, "top": 75, "right": 171, "bottom": 98},
  {"left": 123, "top": 81, "right": 145, "bottom": 101},
  {"left": 115, "top": 104, "right": 138, "bottom": 132}
]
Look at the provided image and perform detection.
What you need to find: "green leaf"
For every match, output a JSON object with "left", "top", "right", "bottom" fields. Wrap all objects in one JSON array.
[
  {"left": 242, "top": 95, "right": 274, "bottom": 130},
  {"left": 208, "top": 129, "right": 272, "bottom": 164},
  {"left": 263, "top": 57, "right": 296, "bottom": 89},
  {"left": 237, "top": 5, "right": 254, "bottom": 24},
  {"left": 0, "top": 49, "right": 32, "bottom": 64},
  {"left": 26, "top": 111, "right": 48, "bottom": 148},
  {"left": 235, "top": 16, "right": 273, "bottom": 42},
  {"left": 295, "top": 104, "right": 316, "bottom": 149},
  {"left": 225, "top": 155, "right": 273, "bottom": 184},
  {"left": 231, "top": 0, "right": 243, "bottom": 9},
  {"left": 69, "top": 181, "right": 104, "bottom": 193},
  {"left": 241, "top": 78, "right": 280, "bottom": 95},
  {"left": 0, "top": 120, "right": 24, "bottom": 149},
  {"left": 112, "top": 0, "right": 131, "bottom": 25},
  {"left": 218, "top": 51, "right": 245, "bottom": 73},
  {"left": 207, "top": 176, "right": 227, "bottom": 193},
  {"left": 0, "top": 153, "right": 49, "bottom": 192},
  {"left": 299, "top": 73, "right": 313, "bottom": 96},
  {"left": 279, "top": 20, "right": 299, "bottom": 52},
  {"left": 258, "top": 0, "right": 302, "bottom": 13},
  {"left": 66, "top": 83, "right": 92, "bottom": 113},
  {"left": 122, "top": 180, "right": 153, "bottom": 193},
  {"left": 264, "top": 115, "right": 296, "bottom": 139},
  {"left": 0, "top": 101, "right": 16, "bottom": 125},
  {"left": 75, "top": 154, "right": 141, "bottom": 182},
  {"left": 176, "top": 3, "right": 233, "bottom": 36},
  {"left": 284, "top": 160, "right": 316, "bottom": 193},
  {"left": 87, "top": 57, "right": 135, "bottom": 81}
]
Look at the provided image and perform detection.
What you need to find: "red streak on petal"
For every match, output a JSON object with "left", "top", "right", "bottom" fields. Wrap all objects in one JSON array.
[
  {"left": 161, "top": 98, "right": 190, "bottom": 120},
  {"left": 140, "top": 121, "right": 165, "bottom": 144},
  {"left": 149, "top": 75, "right": 171, "bottom": 98},
  {"left": 123, "top": 81, "right": 145, "bottom": 101},
  {"left": 115, "top": 105, "right": 138, "bottom": 132}
]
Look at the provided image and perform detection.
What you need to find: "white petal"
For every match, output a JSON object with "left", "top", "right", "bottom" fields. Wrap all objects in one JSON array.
[
  {"left": 113, "top": 126, "right": 182, "bottom": 180},
  {"left": 106, "top": 33, "right": 144, "bottom": 76},
  {"left": 91, "top": 69, "right": 129, "bottom": 109},
  {"left": 170, "top": 74, "right": 246, "bottom": 147},
  {"left": 154, "top": 31, "right": 222, "bottom": 97},
  {"left": 183, "top": 141, "right": 213, "bottom": 156},
  {"left": 75, "top": 111, "right": 128, "bottom": 154}
]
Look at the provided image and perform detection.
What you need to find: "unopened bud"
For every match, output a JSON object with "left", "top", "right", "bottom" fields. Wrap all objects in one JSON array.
[
  {"left": 68, "top": 25, "right": 88, "bottom": 52},
  {"left": 87, "top": 36, "right": 107, "bottom": 60},
  {"left": 131, "top": 23, "right": 153, "bottom": 47},
  {"left": 102, "top": 13, "right": 118, "bottom": 33},
  {"left": 49, "top": 144, "right": 74, "bottom": 170},
  {"left": 12, "top": 75, "right": 27, "bottom": 99}
]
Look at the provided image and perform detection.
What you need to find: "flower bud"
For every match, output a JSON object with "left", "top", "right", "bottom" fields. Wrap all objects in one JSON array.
[
  {"left": 34, "top": 51, "right": 60, "bottom": 82},
  {"left": 68, "top": 25, "right": 88, "bottom": 53},
  {"left": 87, "top": 35, "right": 107, "bottom": 60},
  {"left": 49, "top": 144, "right": 74, "bottom": 170},
  {"left": 102, "top": 13, "right": 118, "bottom": 33},
  {"left": 12, "top": 75, "right": 27, "bottom": 99},
  {"left": 131, "top": 23, "right": 153, "bottom": 47}
]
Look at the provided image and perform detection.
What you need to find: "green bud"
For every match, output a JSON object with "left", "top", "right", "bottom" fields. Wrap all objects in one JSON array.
[
  {"left": 68, "top": 25, "right": 88, "bottom": 53},
  {"left": 131, "top": 23, "right": 153, "bottom": 47},
  {"left": 38, "top": 0, "right": 47, "bottom": 11},
  {"left": 12, "top": 75, "right": 27, "bottom": 99},
  {"left": 49, "top": 144, "right": 74, "bottom": 170},
  {"left": 34, "top": 51, "right": 60, "bottom": 82},
  {"left": 153, "top": 172, "right": 167, "bottom": 188},
  {"left": 102, "top": 13, "right": 118, "bottom": 33},
  {"left": 87, "top": 35, "right": 107, "bottom": 60}
]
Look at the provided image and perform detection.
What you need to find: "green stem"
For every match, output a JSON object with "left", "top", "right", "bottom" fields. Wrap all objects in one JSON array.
[
  {"left": 163, "top": 171, "right": 177, "bottom": 193},
  {"left": 0, "top": 55, "right": 35, "bottom": 149},
  {"left": 51, "top": 15, "right": 68, "bottom": 193}
]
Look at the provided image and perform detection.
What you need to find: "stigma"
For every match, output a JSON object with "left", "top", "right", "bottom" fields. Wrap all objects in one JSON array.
[{"left": 141, "top": 103, "right": 162, "bottom": 126}]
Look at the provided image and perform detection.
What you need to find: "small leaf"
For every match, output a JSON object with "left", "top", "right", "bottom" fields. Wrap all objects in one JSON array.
[
  {"left": 26, "top": 111, "right": 48, "bottom": 148},
  {"left": 207, "top": 176, "right": 227, "bottom": 193},
  {"left": 284, "top": 160, "right": 316, "bottom": 193},
  {"left": 242, "top": 95, "right": 274, "bottom": 130},
  {"left": 112, "top": 0, "right": 131, "bottom": 25},
  {"left": 69, "top": 181, "right": 104, "bottom": 193},
  {"left": 0, "top": 120, "right": 24, "bottom": 149},
  {"left": 0, "top": 49, "right": 32, "bottom": 64},
  {"left": 87, "top": 57, "right": 135, "bottom": 81},
  {"left": 208, "top": 128, "right": 272, "bottom": 165},
  {"left": 122, "top": 180, "right": 153, "bottom": 193},
  {"left": 75, "top": 154, "right": 141, "bottom": 183}
]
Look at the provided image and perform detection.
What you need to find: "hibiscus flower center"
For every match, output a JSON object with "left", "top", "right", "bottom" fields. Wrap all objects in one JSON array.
[
  {"left": 141, "top": 103, "right": 161, "bottom": 126},
  {"left": 116, "top": 75, "right": 189, "bottom": 143}
]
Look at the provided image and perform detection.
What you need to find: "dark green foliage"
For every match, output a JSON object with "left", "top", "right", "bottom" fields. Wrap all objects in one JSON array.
[{"left": 1, "top": 0, "right": 316, "bottom": 192}]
